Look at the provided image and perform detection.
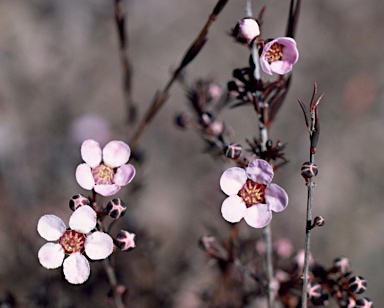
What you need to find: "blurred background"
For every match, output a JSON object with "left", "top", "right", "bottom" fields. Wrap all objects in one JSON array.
[{"left": 0, "top": 0, "right": 383, "bottom": 306}]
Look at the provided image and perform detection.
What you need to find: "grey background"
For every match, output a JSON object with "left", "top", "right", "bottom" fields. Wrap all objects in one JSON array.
[{"left": 0, "top": 0, "right": 383, "bottom": 306}]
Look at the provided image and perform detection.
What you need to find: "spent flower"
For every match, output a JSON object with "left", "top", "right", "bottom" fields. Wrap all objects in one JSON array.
[
  {"left": 260, "top": 37, "right": 299, "bottom": 75},
  {"left": 37, "top": 206, "right": 114, "bottom": 284},
  {"left": 220, "top": 159, "right": 288, "bottom": 228},
  {"left": 76, "top": 139, "right": 136, "bottom": 196}
]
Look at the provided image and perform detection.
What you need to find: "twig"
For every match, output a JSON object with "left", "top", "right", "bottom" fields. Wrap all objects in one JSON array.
[
  {"left": 114, "top": 0, "right": 135, "bottom": 123},
  {"left": 245, "top": 1, "right": 274, "bottom": 305},
  {"left": 102, "top": 257, "right": 126, "bottom": 308},
  {"left": 129, "top": 0, "right": 229, "bottom": 150},
  {"left": 298, "top": 84, "right": 323, "bottom": 307},
  {"left": 301, "top": 153, "right": 315, "bottom": 308}
]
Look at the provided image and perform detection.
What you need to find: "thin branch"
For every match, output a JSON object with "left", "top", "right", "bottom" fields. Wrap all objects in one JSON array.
[
  {"left": 301, "top": 152, "right": 315, "bottom": 308},
  {"left": 129, "top": 0, "right": 229, "bottom": 150},
  {"left": 114, "top": 0, "right": 135, "bottom": 123}
]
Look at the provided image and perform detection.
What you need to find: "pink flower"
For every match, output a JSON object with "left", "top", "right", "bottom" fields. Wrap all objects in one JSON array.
[
  {"left": 37, "top": 206, "right": 114, "bottom": 284},
  {"left": 76, "top": 139, "right": 136, "bottom": 196},
  {"left": 220, "top": 159, "right": 288, "bottom": 228},
  {"left": 260, "top": 37, "right": 299, "bottom": 75}
]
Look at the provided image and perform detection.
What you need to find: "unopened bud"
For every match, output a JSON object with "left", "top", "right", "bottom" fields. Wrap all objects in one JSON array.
[
  {"left": 355, "top": 297, "right": 374, "bottom": 308},
  {"left": 314, "top": 216, "right": 325, "bottom": 227},
  {"left": 301, "top": 162, "right": 318, "bottom": 180},
  {"left": 69, "top": 194, "right": 90, "bottom": 211},
  {"left": 234, "top": 18, "right": 260, "bottom": 43},
  {"left": 175, "top": 112, "right": 193, "bottom": 129},
  {"left": 333, "top": 257, "right": 351, "bottom": 274},
  {"left": 224, "top": 143, "right": 242, "bottom": 159},
  {"left": 307, "top": 281, "right": 322, "bottom": 299},
  {"left": 116, "top": 230, "right": 136, "bottom": 251},
  {"left": 106, "top": 198, "right": 127, "bottom": 219},
  {"left": 349, "top": 276, "right": 367, "bottom": 295}
]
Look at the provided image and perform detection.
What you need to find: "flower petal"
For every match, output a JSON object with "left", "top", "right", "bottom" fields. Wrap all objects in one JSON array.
[
  {"left": 69, "top": 206, "right": 97, "bottom": 234},
  {"left": 37, "top": 215, "right": 66, "bottom": 241},
  {"left": 279, "top": 37, "right": 299, "bottom": 63},
  {"left": 38, "top": 243, "right": 65, "bottom": 269},
  {"left": 81, "top": 139, "right": 102, "bottom": 168},
  {"left": 246, "top": 159, "right": 274, "bottom": 185},
  {"left": 114, "top": 164, "right": 135, "bottom": 186},
  {"left": 75, "top": 163, "right": 95, "bottom": 190},
  {"left": 220, "top": 167, "right": 247, "bottom": 196},
  {"left": 63, "top": 252, "right": 90, "bottom": 284},
  {"left": 260, "top": 56, "right": 273, "bottom": 75},
  {"left": 269, "top": 61, "right": 293, "bottom": 75},
  {"left": 94, "top": 184, "right": 121, "bottom": 197},
  {"left": 103, "top": 141, "right": 131, "bottom": 168},
  {"left": 221, "top": 195, "right": 247, "bottom": 223},
  {"left": 95, "top": 184, "right": 120, "bottom": 197},
  {"left": 265, "top": 183, "right": 288, "bottom": 212},
  {"left": 85, "top": 231, "right": 114, "bottom": 260},
  {"left": 243, "top": 203, "right": 272, "bottom": 228}
]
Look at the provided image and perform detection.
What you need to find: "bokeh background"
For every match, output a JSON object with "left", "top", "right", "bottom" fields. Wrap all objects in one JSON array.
[{"left": 0, "top": 0, "right": 383, "bottom": 306}]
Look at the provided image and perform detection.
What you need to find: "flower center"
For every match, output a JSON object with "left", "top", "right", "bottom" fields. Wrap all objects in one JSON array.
[
  {"left": 92, "top": 163, "right": 115, "bottom": 185},
  {"left": 238, "top": 179, "right": 266, "bottom": 207},
  {"left": 265, "top": 42, "right": 284, "bottom": 63},
  {"left": 59, "top": 230, "right": 86, "bottom": 254}
]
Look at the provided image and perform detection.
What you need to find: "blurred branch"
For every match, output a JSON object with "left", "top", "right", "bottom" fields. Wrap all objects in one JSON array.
[
  {"left": 114, "top": 0, "right": 136, "bottom": 123},
  {"left": 129, "top": 0, "right": 229, "bottom": 150},
  {"left": 286, "top": 0, "right": 301, "bottom": 38}
]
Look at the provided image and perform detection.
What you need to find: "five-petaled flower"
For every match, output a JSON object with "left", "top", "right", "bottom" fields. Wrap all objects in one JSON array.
[
  {"left": 37, "top": 206, "right": 114, "bottom": 284},
  {"left": 220, "top": 159, "right": 288, "bottom": 228},
  {"left": 260, "top": 37, "right": 299, "bottom": 75},
  {"left": 76, "top": 139, "right": 136, "bottom": 197}
]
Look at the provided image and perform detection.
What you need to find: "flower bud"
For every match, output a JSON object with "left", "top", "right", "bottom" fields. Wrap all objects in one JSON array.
[
  {"left": 301, "top": 162, "right": 318, "bottom": 180},
  {"left": 333, "top": 257, "right": 351, "bottom": 274},
  {"left": 175, "top": 112, "right": 193, "bottom": 129},
  {"left": 224, "top": 143, "right": 242, "bottom": 159},
  {"left": 106, "top": 198, "right": 127, "bottom": 219},
  {"left": 355, "top": 297, "right": 374, "bottom": 308},
  {"left": 313, "top": 216, "right": 325, "bottom": 227},
  {"left": 116, "top": 230, "right": 136, "bottom": 251},
  {"left": 349, "top": 276, "right": 367, "bottom": 294},
  {"left": 234, "top": 18, "right": 260, "bottom": 43},
  {"left": 307, "top": 281, "right": 322, "bottom": 299},
  {"left": 69, "top": 194, "right": 90, "bottom": 211}
]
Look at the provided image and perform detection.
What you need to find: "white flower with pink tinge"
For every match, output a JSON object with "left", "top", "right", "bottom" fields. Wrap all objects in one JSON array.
[
  {"left": 220, "top": 159, "right": 288, "bottom": 228},
  {"left": 76, "top": 139, "right": 136, "bottom": 197},
  {"left": 37, "top": 206, "right": 114, "bottom": 284}
]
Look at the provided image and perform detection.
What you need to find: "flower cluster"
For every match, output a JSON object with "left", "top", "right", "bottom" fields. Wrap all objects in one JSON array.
[
  {"left": 233, "top": 18, "right": 299, "bottom": 76},
  {"left": 37, "top": 139, "right": 137, "bottom": 285}
]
